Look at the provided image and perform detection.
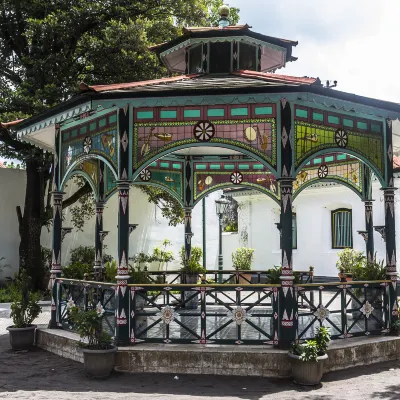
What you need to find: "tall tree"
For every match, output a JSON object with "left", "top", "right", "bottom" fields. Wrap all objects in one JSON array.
[{"left": 0, "top": 0, "right": 239, "bottom": 290}]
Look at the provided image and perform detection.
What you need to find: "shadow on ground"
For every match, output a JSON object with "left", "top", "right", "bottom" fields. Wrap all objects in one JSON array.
[{"left": 0, "top": 334, "right": 399, "bottom": 400}]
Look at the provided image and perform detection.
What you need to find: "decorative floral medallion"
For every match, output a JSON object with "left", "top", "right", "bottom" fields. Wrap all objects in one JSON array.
[
  {"left": 157, "top": 305, "right": 176, "bottom": 325},
  {"left": 335, "top": 129, "right": 348, "bottom": 148},
  {"left": 229, "top": 306, "right": 250, "bottom": 325},
  {"left": 313, "top": 305, "right": 330, "bottom": 322},
  {"left": 193, "top": 120, "right": 215, "bottom": 142},
  {"left": 318, "top": 164, "right": 328, "bottom": 179},
  {"left": 139, "top": 168, "right": 152, "bottom": 182},
  {"left": 230, "top": 171, "right": 243, "bottom": 184},
  {"left": 66, "top": 145, "right": 72, "bottom": 166},
  {"left": 83, "top": 136, "right": 92, "bottom": 154},
  {"left": 360, "top": 300, "right": 374, "bottom": 318}
]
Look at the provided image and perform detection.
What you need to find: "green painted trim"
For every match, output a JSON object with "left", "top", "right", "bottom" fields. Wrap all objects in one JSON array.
[
  {"left": 276, "top": 100, "right": 282, "bottom": 178},
  {"left": 193, "top": 182, "right": 280, "bottom": 207},
  {"left": 60, "top": 170, "right": 99, "bottom": 201},
  {"left": 293, "top": 178, "right": 363, "bottom": 201},
  {"left": 331, "top": 208, "right": 353, "bottom": 249},
  {"left": 294, "top": 148, "right": 385, "bottom": 186},
  {"left": 61, "top": 153, "right": 118, "bottom": 190},
  {"left": 61, "top": 107, "right": 117, "bottom": 130}
]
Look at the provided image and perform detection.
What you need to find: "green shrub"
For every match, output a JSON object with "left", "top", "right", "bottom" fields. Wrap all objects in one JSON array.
[
  {"left": 232, "top": 247, "right": 254, "bottom": 271},
  {"left": 104, "top": 260, "right": 117, "bottom": 283},
  {"left": 62, "top": 262, "right": 92, "bottom": 280},
  {"left": 179, "top": 246, "right": 205, "bottom": 275},
  {"left": 70, "top": 246, "right": 112, "bottom": 266},
  {"left": 290, "top": 327, "right": 330, "bottom": 362}
]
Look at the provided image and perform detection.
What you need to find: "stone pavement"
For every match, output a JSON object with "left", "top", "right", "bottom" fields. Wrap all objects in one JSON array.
[{"left": 0, "top": 334, "right": 399, "bottom": 400}]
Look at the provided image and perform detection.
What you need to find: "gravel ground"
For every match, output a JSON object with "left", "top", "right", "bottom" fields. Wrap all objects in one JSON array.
[{"left": 0, "top": 335, "right": 399, "bottom": 400}]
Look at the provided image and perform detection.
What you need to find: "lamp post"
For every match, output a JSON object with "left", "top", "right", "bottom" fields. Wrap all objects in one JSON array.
[{"left": 215, "top": 195, "right": 230, "bottom": 283}]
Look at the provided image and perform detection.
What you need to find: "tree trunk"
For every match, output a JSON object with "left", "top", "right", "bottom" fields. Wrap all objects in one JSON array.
[{"left": 18, "top": 159, "right": 46, "bottom": 291}]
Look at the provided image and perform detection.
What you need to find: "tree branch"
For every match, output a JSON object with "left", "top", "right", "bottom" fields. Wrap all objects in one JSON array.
[
  {"left": 62, "top": 182, "right": 92, "bottom": 210},
  {"left": 0, "top": 126, "right": 32, "bottom": 153}
]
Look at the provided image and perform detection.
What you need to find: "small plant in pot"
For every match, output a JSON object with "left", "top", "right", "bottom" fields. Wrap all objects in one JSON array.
[
  {"left": 232, "top": 247, "right": 254, "bottom": 284},
  {"left": 68, "top": 300, "right": 116, "bottom": 378},
  {"left": 288, "top": 326, "right": 330, "bottom": 385},
  {"left": 391, "top": 319, "right": 400, "bottom": 336},
  {"left": 7, "top": 269, "right": 42, "bottom": 351},
  {"left": 179, "top": 246, "right": 205, "bottom": 309}
]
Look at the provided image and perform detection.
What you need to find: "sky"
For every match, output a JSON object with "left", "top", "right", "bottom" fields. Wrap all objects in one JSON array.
[{"left": 228, "top": 0, "right": 400, "bottom": 103}]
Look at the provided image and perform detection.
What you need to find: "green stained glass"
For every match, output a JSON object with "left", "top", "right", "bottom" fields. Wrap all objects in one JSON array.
[
  {"left": 337, "top": 154, "right": 347, "bottom": 161},
  {"left": 109, "top": 114, "right": 117, "bottom": 124},
  {"left": 80, "top": 126, "right": 87, "bottom": 135},
  {"left": 312, "top": 112, "right": 323, "bottom": 121},
  {"left": 137, "top": 111, "right": 153, "bottom": 119},
  {"left": 357, "top": 121, "right": 367, "bottom": 130},
  {"left": 160, "top": 110, "right": 177, "bottom": 119},
  {"left": 343, "top": 118, "right": 354, "bottom": 128},
  {"left": 184, "top": 109, "right": 201, "bottom": 118},
  {"left": 328, "top": 115, "right": 339, "bottom": 124},
  {"left": 63, "top": 132, "right": 70, "bottom": 140},
  {"left": 172, "top": 163, "right": 182, "bottom": 169},
  {"left": 196, "top": 164, "right": 207, "bottom": 170},
  {"left": 253, "top": 164, "right": 264, "bottom": 170},
  {"left": 325, "top": 156, "right": 334, "bottom": 162},
  {"left": 90, "top": 122, "right": 97, "bottom": 131},
  {"left": 371, "top": 123, "right": 381, "bottom": 133},
  {"left": 224, "top": 164, "right": 235, "bottom": 170},
  {"left": 71, "top": 129, "right": 78, "bottom": 138},
  {"left": 255, "top": 107, "right": 273, "bottom": 115},
  {"left": 207, "top": 109, "right": 224, "bottom": 117},
  {"left": 210, "top": 164, "right": 221, "bottom": 170},
  {"left": 150, "top": 162, "right": 157, "bottom": 167},
  {"left": 160, "top": 162, "right": 170, "bottom": 168},
  {"left": 296, "top": 109, "right": 308, "bottom": 118},
  {"left": 99, "top": 118, "right": 106, "bottom": 128},
  {"left": 231, "top": 107, "right": 248, "bottom": 116},
  {"left": 238, "top": 164, "right": 250, "bottom": 170},
  {"left": 313, "top": 158, "right": 322, "bottom": 164}
]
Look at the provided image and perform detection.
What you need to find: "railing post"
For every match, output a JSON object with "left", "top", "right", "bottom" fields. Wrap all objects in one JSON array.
[{"left": 94, "top": 201, "right": 105, "bottom": 280}]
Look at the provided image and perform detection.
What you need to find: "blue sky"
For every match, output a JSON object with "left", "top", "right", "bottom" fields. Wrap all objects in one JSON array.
[{"left": 229, "top": 0, "right": 400, "bottom": 103}]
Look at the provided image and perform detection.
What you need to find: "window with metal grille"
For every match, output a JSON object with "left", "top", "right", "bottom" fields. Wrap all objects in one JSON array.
[{"left": 331, "top": 209, "right": 353, "bottom": 249}]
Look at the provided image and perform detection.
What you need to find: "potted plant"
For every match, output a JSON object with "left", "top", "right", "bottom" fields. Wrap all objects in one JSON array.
[
  {"left": 150, "top": 239, "right": 175, "bottom": 272},
  {"left": 336, "top": 248, "right": 365, "bottom": 282},
  {"left": 232, "top": 247, "right": 254, "bottom": 284},
  {"left": 68, "top": 300, "right": 116, "bottom": 378},
  {"left": 288, "top": 326, "right": 330, "bottom": 385},
  {"left": 7, "top": 270, "right": 41, "bottom": 350},
  {"left": 392, "top": 320, "right": 400, "bottom": 336},
  {"left": 179, "top": 246, "right": 205, "bottom": 309}
]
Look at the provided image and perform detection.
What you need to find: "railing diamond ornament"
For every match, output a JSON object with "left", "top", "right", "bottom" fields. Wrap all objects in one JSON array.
[
  {"left": 157, "top": 305, "right": 176, "bottom": 325},
  {"left": 360, "top": 301, "right": 374, "bottom": 318},
  {"left": 229, "top": 306, "right": 250, "bottom": 325},
  {"left": 313, "top": 305, "right": 330, "bottom": 322}
]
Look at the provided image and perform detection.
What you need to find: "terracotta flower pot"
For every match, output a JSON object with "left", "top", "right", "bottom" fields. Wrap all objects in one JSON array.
[
  {"left": 7, "top": 325, "right": 37, "bottom": 350},
  {"left": 288, "top": 353, "right": 328, "bottom": 385}
]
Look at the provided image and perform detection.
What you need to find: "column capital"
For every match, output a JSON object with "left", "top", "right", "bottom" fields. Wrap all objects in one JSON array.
[
  {"left": 117, "top": 180, "right": 130, "bottom": 189},
  {"left": 380, "top": 187, "right": 398, "bottom": 192}
]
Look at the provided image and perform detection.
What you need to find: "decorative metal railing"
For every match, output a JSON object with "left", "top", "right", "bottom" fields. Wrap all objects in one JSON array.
[
  {"left": 53, "top": 276, "right": 394, "bottom": 346},
  {"left": 130, "top": 283, "right": 280, "bottom": 345},
  {"left": 55, "top": 279, "right": 116, "bottom": 337},
  {"left": 296, "top": 280, "right": 392, "bottom": 339}
]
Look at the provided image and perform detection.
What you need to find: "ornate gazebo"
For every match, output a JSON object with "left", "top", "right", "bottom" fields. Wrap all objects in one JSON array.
[{"left": 13, "top": 8, "right": 399, "bottom": 347}]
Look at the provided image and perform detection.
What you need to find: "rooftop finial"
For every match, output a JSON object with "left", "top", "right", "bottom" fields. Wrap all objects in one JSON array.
[{"left": 218, "top": 4, "right": 230, "bottom": 28}]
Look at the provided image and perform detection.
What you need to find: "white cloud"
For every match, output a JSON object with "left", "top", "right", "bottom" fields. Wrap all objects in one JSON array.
[{"left": 229, "top": 0, "right": 400, "bottom": 102}]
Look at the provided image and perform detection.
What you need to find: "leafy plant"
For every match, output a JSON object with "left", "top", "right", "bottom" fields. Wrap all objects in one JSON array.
[
  {"left": 392, "top": 320, "right": 400, "bottom": 334},
  {"left": 104, "top": 260, "right": 117, "bottom": 283},
  {"left": 70, "top": 246, "right": 112, "bottom": 266},
  {"left": 232, "top": 247, "right": 254, "bottom": 271},
  {"left": 290, "top": 327, "right": 331, "bottom": 362},
  {"left": 62, "top": 262, "right": 92, "bottom": 280},
  {"left": 150, "top": 239, "right": 174, "bottom": 270},
  {"left": 68, "top": 300, "right": 111, "bottom": 350},
  {"left": 9, "top": 270, "right": 42, "bottom": 328},
  {"left": 336, "top": 248, "right": 365, "bottom": 275},
  {"left": 179, "top": 246, "right": 205, "bottom": 275},
  {"left": 129, "top": 264, "right": 151, "bottom": 284},
  {"left": 224, "top": 222, "right": 238, "bottom": 233},
  {"left": 266, "top": 266, "right": 302, "bottom": 284},
  {"left": 130, "top": 252, "right": 151, "bottom": 269}
]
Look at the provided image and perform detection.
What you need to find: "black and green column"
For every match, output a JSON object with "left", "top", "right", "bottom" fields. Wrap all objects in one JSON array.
[
  {"left": 94, "top": 201, "right": 105, "bottom": 279},
  {"left": 184, "top": 207, "right": 193, "bottom": 262},
  {"left": 278, "top": 98, "right": 297, "bottom": 348},
  {"left": 114, "top": 105, "right": 131, "bottom": 345},
  {"left": 363, "top": 200, "right": 375, "bottom": 263}
]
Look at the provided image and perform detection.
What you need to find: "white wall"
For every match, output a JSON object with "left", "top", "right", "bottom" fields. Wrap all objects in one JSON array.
[
  {"left": 223, "top": 178, "right": 399, "bottom": 277},
  {"left": 0, "top": 169, "right": 26, "bottom": 280}
]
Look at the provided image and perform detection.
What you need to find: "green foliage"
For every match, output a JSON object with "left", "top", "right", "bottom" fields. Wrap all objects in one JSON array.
[
  {"left": 9, "top": 270, "right": 42, "bottom": 328},
  {"left": 266, "top": 266, "right": 302, "bottom": 284},
  {"left": 129, "top": 264, "right": 151, "bottom": 284},
  {"left": 131, "top": 252, "right": 152, "bottom": 268},
  {"left": 69, "top": 246, "right": 112, "bottom": 266},
  {"left": 104, "top": 260, "right": 117, "bottom": 283},
  {"left": 337, "top": 249, "right": 387, "bottom": 281},
  {"left": 62, "top": 262, "right": 92, "bottom": 280},
  {"left": 392, "top": 319, "right": 400, "bottom": 333},
  {"left": 179, "top": 246, "right": 205, "bottom": 274},
  {"left": 0, "top": 283, "right": 19, "bottom": 303},
  {"left": 150, "top": 239, "right": 175, "bottom": 268},
  {"left": 290, "top": 327, "right": 331, "bottom": 362},
  {"left": 232, "top": 247, "right": 254, "bottom": 271},
  {"left": 224, "top": 222, "right": 238, "bottom": 233},
  {"left": 68, "top": 301, "right": 111, "bottom": 349}
]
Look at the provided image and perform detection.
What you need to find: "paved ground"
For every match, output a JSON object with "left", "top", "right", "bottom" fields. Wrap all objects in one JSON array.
[{"left": 0, "top": 334, "right": 399, "bottom": 400}]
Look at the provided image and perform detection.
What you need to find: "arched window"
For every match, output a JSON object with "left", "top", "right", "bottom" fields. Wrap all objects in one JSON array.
[{"left": 331, "top": 209, "right": 353, "bottom": 249}]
